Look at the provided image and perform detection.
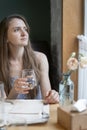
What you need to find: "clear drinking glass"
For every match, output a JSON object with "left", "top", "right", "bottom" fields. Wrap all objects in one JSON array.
[
  {"left": 22, "top": 69, "right": 37, "bottom": 89},
  {"left": 0, "top": 81, "right": 5, "bottom": 128}
]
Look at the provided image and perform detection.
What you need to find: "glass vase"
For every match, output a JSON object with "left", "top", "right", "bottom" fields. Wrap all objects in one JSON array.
[{"left": 59, "top": 74, "right": 74, "bottom": 106}]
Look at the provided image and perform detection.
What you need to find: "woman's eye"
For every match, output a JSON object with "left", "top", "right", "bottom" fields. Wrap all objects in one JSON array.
[
  {"left": 24, "top": 28, "right": 28, "bottom": 32},
  {"left": 13, "top": 27, "right": 28, "bottom": 33},
  {"left": 14, "top": 28, "right": 19, "bottom": 32}
]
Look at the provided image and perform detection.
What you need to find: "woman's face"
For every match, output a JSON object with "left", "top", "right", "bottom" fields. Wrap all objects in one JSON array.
[{"left": 7, "top": 18, "right": 29, "bottom": 47}]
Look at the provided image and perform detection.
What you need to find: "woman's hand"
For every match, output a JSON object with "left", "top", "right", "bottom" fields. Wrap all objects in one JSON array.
[
  {"left": 44, "top": 90, "right": 59, "bottom": 104},
  {"left": 14, "top": 78, "right": 30, "bottom": 94}
]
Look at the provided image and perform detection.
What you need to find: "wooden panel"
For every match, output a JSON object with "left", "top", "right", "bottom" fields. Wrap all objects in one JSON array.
[{"left": 62, "top": 0, "right": 84, "bottom": 99}]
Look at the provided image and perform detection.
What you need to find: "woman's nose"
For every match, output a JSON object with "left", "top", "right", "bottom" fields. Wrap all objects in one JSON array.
[{"left": 21, "top": 29, "right": 27, "bottom": 36}]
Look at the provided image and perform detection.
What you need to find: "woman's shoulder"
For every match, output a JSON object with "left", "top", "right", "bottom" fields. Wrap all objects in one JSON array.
[
  {"left": 34, "top": 51, "right": 49, "bottom": 70},
  {"left": 34, "top": 51, "right": 47, "bottom": 61}
]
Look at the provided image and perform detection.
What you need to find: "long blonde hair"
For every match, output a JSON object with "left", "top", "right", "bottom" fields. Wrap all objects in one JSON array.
[{"left": 0, "top": 14, "right": 40, "bottom": 96}]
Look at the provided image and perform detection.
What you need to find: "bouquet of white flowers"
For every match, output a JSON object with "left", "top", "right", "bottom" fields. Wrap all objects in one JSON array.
[{"left": 65, "top": 52, "right": 87, "bottom": 76}]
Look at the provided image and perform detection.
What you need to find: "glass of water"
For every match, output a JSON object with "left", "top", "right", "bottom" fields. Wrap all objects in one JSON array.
[{"left": 22, "top": 69, "right": 37, "bottom": 89}]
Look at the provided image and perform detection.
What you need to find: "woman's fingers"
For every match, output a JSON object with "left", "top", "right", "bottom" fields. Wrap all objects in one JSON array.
[
  {"left": 44, "top": 90, "right": 59, "bottom": 104},
  {"left": 14, "top": 78, "right": 30, "bottom": 94}
]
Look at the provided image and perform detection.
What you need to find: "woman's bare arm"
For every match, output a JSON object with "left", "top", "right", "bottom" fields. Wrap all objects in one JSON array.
[{"left": 36, "top": 52, "right": 59, "bottom": 104}]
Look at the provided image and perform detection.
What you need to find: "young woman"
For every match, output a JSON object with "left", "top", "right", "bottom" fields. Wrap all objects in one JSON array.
[{"left": 0, "top": 14, "right": 59, "bottom": 104}]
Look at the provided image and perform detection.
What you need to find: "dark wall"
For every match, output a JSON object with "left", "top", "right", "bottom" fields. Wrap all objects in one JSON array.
[
  {"left": 0, "top": 0, "right": 58, "bottom": 90},
  {"left": 0, "top": 0, "right": 50, "bottom": 42}
]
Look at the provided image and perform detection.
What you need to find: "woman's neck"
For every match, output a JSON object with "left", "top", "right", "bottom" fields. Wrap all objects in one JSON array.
[
  {"left": 9, "top": 46, "right": 24, "bottom": 72},
  {"left": 9, "top": 46, "right": 24, "bottom": 61},
  {"left": 9, "top": 57, "right": 23, "bottom": 77}
]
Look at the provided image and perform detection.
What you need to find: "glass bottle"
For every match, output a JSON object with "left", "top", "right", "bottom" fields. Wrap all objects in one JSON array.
[{"left": 59, "top": 74, "right": 74, "bottom": 106}]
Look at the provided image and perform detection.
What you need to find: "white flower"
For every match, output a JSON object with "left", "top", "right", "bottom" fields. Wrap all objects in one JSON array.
[
  {"left": 71, "top": 52, "right": 76, "bottom": 57},
  {"left": 64, "top": 52, "right": 87, "bottom": 77},
  {"left": 79, "top": 56, "right": 87, "bottom": 68},
  {"left": 67, "top": 57, "right": 79, "bottom": 71}
]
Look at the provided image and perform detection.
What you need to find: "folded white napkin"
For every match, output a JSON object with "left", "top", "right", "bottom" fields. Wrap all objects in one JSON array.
[
  {"left": 72, "top": 99, "right": 87, "bottom": 112},
  {"left": 9, "top": 100, "right": 45, "bottom": 114},
  {"left": 4, "top": 100, "right": 49, "bottom": 125}
]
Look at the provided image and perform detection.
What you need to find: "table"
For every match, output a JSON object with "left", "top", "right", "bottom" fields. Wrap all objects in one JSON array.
[{"left": 28, "top": 104, "right": 65, "bottom": 130}]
